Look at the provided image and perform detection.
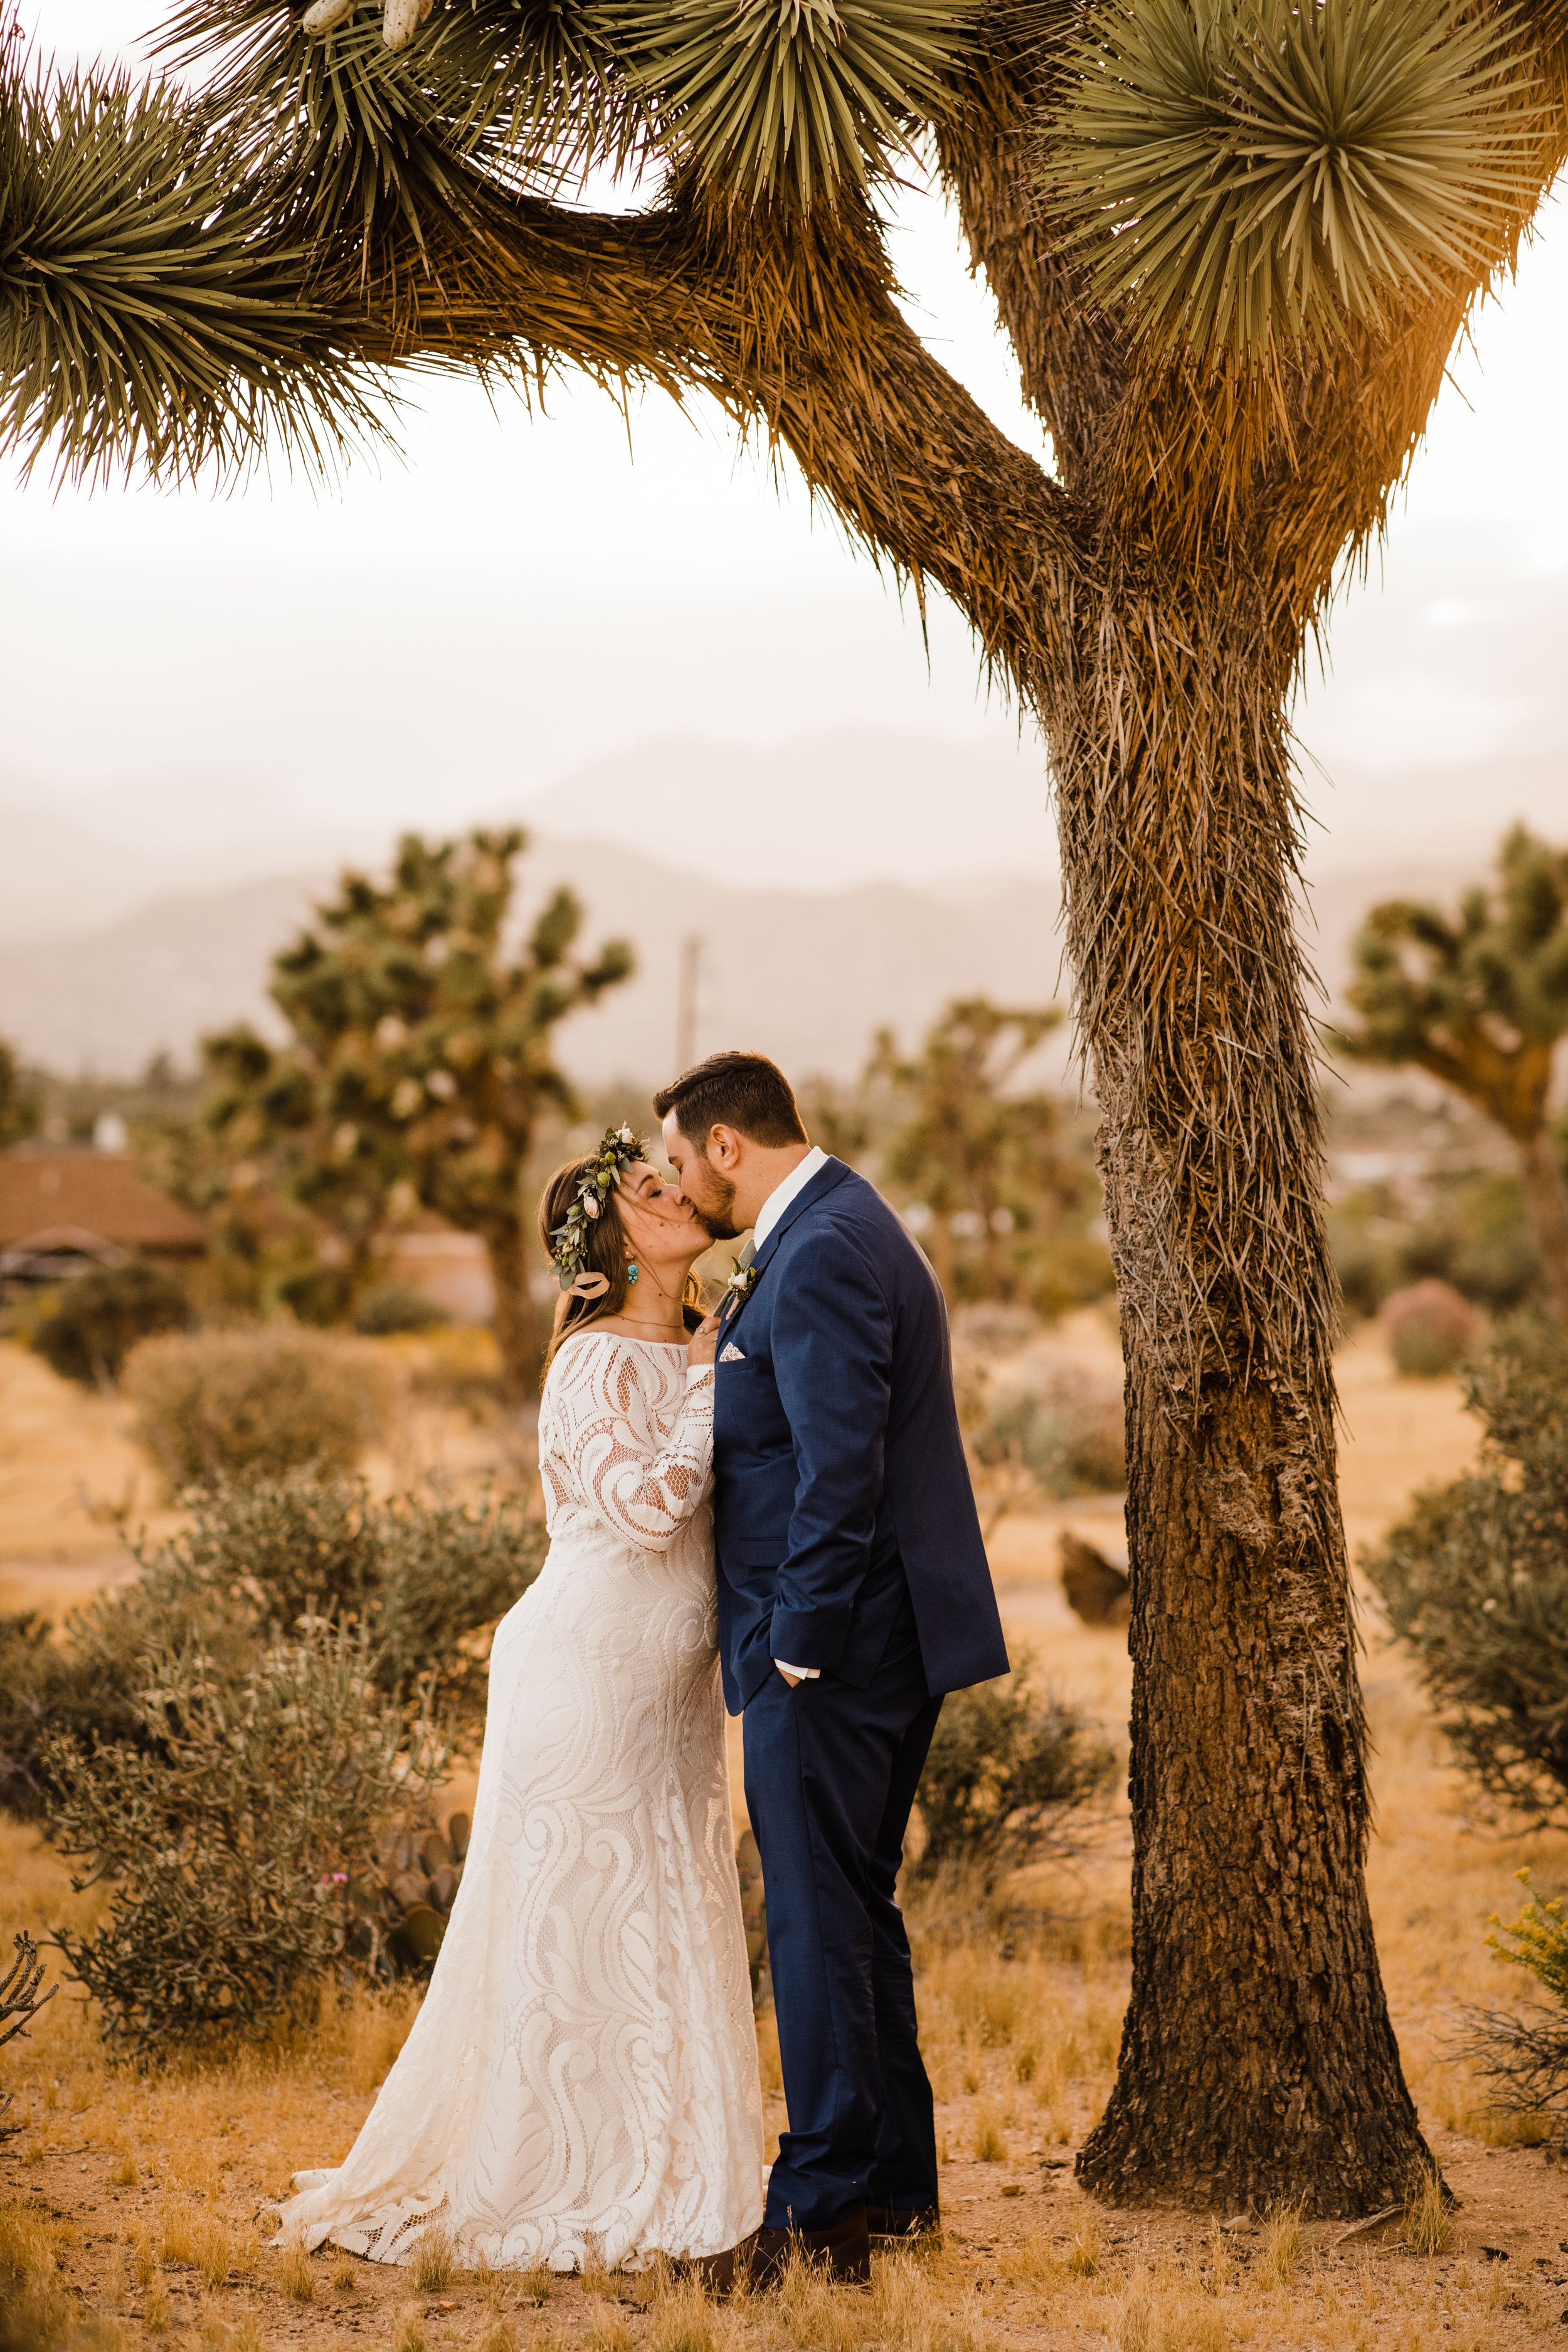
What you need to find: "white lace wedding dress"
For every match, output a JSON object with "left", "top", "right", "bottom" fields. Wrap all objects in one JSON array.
[{"left": 275, "top": 1332, "right": 765, "bottom": 2272}]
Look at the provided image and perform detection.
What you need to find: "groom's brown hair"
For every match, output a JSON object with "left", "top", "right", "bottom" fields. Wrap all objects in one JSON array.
[{"left": 653, "top": 1051, "right": 807, "bottom": 1148}]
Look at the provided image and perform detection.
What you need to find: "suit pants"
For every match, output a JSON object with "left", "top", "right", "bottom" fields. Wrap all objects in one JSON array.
[{"left": 742, "top": 1630, "right": 943, "bottom": 2232}]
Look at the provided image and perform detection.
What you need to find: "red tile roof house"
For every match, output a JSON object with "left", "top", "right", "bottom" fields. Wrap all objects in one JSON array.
[{"left": 0, "top": 1150, "right": 205, "bottom": 1287}]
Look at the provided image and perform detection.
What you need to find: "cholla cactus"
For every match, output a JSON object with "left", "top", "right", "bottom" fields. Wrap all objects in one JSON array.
[{"left": 0, "top": 1935, "right": 56, "bottom": 2144}]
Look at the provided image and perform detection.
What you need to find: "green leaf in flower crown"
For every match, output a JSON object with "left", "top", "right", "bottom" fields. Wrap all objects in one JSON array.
[
  {"left": 1042, "top": 0, "right": 1546, "bottom": 363},
  {"left": 606, "top": 0, "right": 980, "bottom": 204}
]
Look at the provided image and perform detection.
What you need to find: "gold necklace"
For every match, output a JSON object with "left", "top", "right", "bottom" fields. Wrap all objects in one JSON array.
[{"left": 608, "top": 1313, "right": 688, "bottom": 1337}]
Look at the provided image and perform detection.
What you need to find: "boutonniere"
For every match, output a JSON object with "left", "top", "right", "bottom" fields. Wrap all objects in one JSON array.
[{"left": 726, "top": 1258, "right": 760, "bottom": 1301}]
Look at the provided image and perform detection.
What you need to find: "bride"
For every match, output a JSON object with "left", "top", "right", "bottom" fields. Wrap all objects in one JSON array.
[{"left": 275, "top": 1126, "right": 764, "bottom": 2275}]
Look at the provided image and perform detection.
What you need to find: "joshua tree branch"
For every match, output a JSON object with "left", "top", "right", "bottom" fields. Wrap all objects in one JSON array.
[
  {"left": 935, "top": 33, "right": 1129, "bottom": 480},
  {"left": 305, "top": 171, "right": 1088, "bottom": 691}
]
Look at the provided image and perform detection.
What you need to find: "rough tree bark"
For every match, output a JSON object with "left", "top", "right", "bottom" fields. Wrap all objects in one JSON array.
[
  {"left": 932, "top": 47, "right": 1435, "bottom": 2204},
  {"left": 1050, "top": 577, "right": 1425, "bottom": 2207}
]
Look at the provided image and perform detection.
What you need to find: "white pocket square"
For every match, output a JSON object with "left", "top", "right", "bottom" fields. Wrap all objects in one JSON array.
[{"left": 720, "top": 1343, "right": 746, "bottom": 1363}]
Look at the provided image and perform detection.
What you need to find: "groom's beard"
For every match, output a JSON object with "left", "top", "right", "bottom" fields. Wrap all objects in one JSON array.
[{"left": 687, "top": 1163, "right": 739, "bottom": 1241}]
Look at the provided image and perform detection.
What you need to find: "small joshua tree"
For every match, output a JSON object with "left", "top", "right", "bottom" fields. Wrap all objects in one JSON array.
[
  {"left": 869, "top": 997, "right": 1096, "bottom": 1305},
  {"left": 201, "top": 829, "right": 632, "bottom": 1391},
  {"left": 1334, "top": 828, "right": 1568, "bottom": 1327}
]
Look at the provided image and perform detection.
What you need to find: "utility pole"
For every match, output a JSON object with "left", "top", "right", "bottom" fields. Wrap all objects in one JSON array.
[{"left": 675, "top": 934, "right": 702, "bottom": 1073}]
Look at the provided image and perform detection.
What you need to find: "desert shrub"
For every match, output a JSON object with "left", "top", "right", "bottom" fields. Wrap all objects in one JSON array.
[
  {"left": 1379, "top": 1278, "right": 1481, "bottom": 1377},
  {"left": 124, "top": 1325, "right": 398, "bottom": 1484},
  {"left": 1363, "top": 1325, "right": 1568, "bottom": 1823},
  {"left": 371, "top": 1485, "right": 545, "bottom": 1704},
  {"left": 129, "top": 1469, "right": 543, "bottom": 1707},
  {"left": 45, "top": 1621, "right": 441, "bottom": 2053},
  {"left": 1331, "top": 1169, "right": 1544, "bottom": 1320},
  {"left": 970, "top": 1354, "right": 1125, "bottom": 1496},
  {"left": 353, "top": 1282, "right": 447, "bottom": 1336},
  {"left": 29, "top": 1259, "right": 193, "bottom": 1387},
  {"left": 0, "top": 1934, "right": 55, "bottom": 2144},
  {"left": 913, "top": 1651, "right": 1118, "bottom": 1884},
  {"left": 126, "top": 1465, "right": 382, "bottom": 1629},
  {"left": 0, "top": 1473, "right": 543, "bottom": 1814},
  {"left": 1459, "top": 1870, "right": 1568, "bottom": 2151},
  {"left": 0, "top": 1615, "right": 126, "bottom": 1817}
]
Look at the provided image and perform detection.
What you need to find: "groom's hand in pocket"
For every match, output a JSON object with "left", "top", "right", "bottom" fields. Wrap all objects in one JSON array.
[{"left": 776, "top": 1666, "right": 802, "bottom": 1688}]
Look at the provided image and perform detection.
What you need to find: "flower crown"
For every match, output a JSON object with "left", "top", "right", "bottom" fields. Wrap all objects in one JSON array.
[{"left": 549, "top": 1124, "right": 647, "bottom": 1295}]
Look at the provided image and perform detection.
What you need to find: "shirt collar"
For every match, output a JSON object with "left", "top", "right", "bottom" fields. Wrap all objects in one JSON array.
[{"left": 751, "top": 1145, "right": 829, "bottom": 1254}]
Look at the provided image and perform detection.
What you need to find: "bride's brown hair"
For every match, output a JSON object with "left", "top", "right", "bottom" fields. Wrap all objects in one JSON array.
[
  {"left": 538, "top": 1155, "right": 632, "bottom": 1377},
  {"left": 536, "top": 1155, "right": 703, "bottom": 1379}
]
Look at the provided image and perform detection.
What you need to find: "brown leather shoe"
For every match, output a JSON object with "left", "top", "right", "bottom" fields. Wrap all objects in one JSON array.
[
  {"left": 866, "top": 2203, "right": 941, "bottom": 2245},
  {"left": 749, "top": 2204, "right": 871, "bottom": 2289},
  {"left": 682, "top": 2238, "right": 752, "bottom": 2294}
]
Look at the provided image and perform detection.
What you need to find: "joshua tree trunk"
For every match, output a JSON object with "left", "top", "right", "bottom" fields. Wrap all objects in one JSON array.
[
  {"left": 482, "top": 1219, "right": 542, "bottom": 1401},
  {"left": 1081, "top": 1340, "right": 1426, "bottom": 2208},
  {"left": 1049, "top": 576, "right": 1431, "bottom": 2210},
  {"left": 1517, "top": 1125, "right": 1568, "bottom": 1329}
]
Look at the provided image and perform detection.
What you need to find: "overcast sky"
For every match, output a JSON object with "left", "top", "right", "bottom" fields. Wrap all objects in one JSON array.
[{"left": 4, "top": 1, "right": 1566, "bottom": 889}]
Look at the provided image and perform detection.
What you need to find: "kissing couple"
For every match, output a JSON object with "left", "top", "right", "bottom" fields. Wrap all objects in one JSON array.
[{"left": 277, "top": 1052, "right": 1009, "bottom": 2286}]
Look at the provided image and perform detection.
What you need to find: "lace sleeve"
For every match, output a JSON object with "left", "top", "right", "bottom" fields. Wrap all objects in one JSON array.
[{"left": 550, "top": 1335, "right": 714, "bottom": 1554}]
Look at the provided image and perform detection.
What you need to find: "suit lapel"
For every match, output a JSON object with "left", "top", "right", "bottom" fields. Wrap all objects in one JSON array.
[{"left": 718, "top": 1157, "right": 852, "bottom": 1347}]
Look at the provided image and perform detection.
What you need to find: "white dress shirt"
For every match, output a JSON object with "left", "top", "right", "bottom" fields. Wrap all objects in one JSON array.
[
  {"left": 752, "top": 1143, "right": 828, "bottom": 1253},
  {"left": 750, "top": 1145, "right": 830, "bottom": 1683}
]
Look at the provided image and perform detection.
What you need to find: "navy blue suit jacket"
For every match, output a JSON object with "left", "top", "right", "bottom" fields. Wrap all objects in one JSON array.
[{"left": 711, "top": 1157, "right": 1010, "bottom": 1714}]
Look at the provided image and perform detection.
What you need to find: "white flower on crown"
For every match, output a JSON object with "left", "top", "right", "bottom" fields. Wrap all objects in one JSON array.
[
  {"left": 617, "top": 1125, "right": 635, "bottom": 1145},
  {"left": 583, "top": 1194, "right": 600, "bottom": 1218}
]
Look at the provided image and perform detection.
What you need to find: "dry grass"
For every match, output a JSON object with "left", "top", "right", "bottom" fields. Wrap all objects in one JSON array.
[
  {"left": 1259, "top": 2201, "right": 1305, "bottom": 2287},
  {"left": 277, "top": 2237, "right": 316, "bottom": 2301},
  {"left": 643, "top": 2272, "right": 723, "bottom": 2352},
  {"left": 1067, "top": 2213, "right": 1102, "bottom": 2276},
  {"left": 1110, "top": 2268, "right": 1226, "bottom": 2352},
  {"left": 412, "top": 2219, "right": 458, "bottom": 2292},
  {"left": 1404, "top": 2171, "right": 1455, "bottom": 2257}
]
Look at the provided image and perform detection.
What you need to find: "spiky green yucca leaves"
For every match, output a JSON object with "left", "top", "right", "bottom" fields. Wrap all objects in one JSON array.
[
  {"left": 613, "top": 0, "right": 978, "bottom": 201},
  {"left": 0, "top": 51, "right": 385, "bottom": 480},
  {"left": 1046, "top": 0, "right": 1542, "bottom": 361},
  {"left": 160, "top": 0, "right": 624, "bottom": 208}
]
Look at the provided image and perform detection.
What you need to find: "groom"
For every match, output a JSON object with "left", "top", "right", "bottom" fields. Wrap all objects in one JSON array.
[{"left": 655, "top": 1051, "right": 1009, "bottom": 2286}]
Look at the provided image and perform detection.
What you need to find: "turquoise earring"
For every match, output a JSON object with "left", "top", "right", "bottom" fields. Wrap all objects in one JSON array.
[{"left": 626, "top": 1263, "right": 638, "bottom": 1285}]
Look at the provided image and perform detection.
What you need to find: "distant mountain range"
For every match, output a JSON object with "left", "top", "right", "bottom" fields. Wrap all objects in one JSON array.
[
  {"left": 0, "top": 728, "right": 1527, "bottom": 1083},
  {"left": 0, "top": 834, "right": 1488, "bottom": 1089},
  {"left": 0, "top": 839, "right": 1071, "bottom": 1086}
]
